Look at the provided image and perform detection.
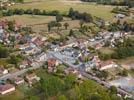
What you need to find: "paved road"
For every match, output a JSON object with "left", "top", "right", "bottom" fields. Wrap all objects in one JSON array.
[{"left": 52, "top": 51, "right": 134, "bottom": 98}]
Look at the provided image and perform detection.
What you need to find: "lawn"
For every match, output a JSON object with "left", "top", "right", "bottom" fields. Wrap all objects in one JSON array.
[
  {"left": 0, "top": 90, "right": 24, "bottom": 100},
  {"left": 99, "top": 47, "right": 115, "bottom": 55},
  {"left": 116, "top": 57, "right": 134, "bottom": 65},
  {"left": 11, "top": 0, "right": 114, "bottom": 21}
]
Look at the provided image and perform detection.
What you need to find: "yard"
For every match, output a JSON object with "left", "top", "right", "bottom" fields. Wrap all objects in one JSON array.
[
  {"left": 99, "top": 47, "right": 115, "bottom": 55},
  {"left": 0, "top": 90, "right": 24, "bottom": 100},
  {"left": 10, "top": 0, "right": 115, "bottom": 21},
  {"left": 116, "top": 57, "right": 134, "bottom": 65}
]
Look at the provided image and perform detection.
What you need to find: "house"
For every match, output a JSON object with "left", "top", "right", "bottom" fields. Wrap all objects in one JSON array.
[
  {"left": 47, "top": 58, "right": 59, "bottom": 73},
  {"left": 0, "top": 20, "right": 8, "bottom": 29},
  {"left": 24, "top": 46, "right": 40, "bottom": 55},
  {"left": 26, "top": 73, "right": 40, "bottom": 85},
  {"left": 92, "top": 56, "right": 100, "bottom": 66},
  {"left": 95, "top": 43, "right": 103, "bottom": 50},
  {"left": 0, "top": 84, "right": 15, "bottom": 95},
  {"left": 47, "top": 58, "right": 59, "bottom": 67},
  {"left": 65, "top": 67, "right": 83, "bottom": 79},
  {"left": 115, "top": 14, "right": 125, "bottom": 19},
  {"left": 0, "top": 67, "right": 8, "bottom": 75},
  {"left": 99, "top": 60, "right": 118, "bottom": 70},
  {"left": 35, "top": 52, "right": 46, "bottom": 62},
  {"left": 31, "top": 36, "right": 47, "bottom": 47},
  {"left": 19, "top": 60, "right": 28, "bottom": 69},
  {"left": 14, "top": 77, "right": 24, "bottom": 85}
]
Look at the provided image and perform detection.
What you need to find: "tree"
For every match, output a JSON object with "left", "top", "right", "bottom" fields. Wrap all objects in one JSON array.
[
  {"left": 119, "top": 69, "right": 128, "bottom": 76},
  {"left": 109, "top": 86, "right": 117, "bottom": 94},
  {"left": 8, "top": 55, "right": 20, "bottom": 65},
  {"left": 33, "top": 9, "right": 41, "bottom": 15},
  {"left": 57, "top": 95, "right": 67, "bottom": 100},
  {"left": 42, "top": 10, "right": 46, "bottom": 15},
  {"left": 64, "top": 74, "right": 76, "bottom": 89},
  {"left": 63, "top": 23, "right": 69, "bottom": 30},
  {"left": 57, "top": 23, "right": 62, "bottom": 30},
  {"left": 25, "top": 9, "right": 33, "bottom": 14},
  {"left": 8, "top": 21, "right": 15, "bottom": 31},
  {"left": 91, "top": 94, "right": 101, "bottom": 100},
  {"left": 68, "top": 8, "right": 74, "bottom": 17},
  {"left": 79, "top": 20, "right": 84, "bottom": 28},
  {"left": 8, "top": 35, "right": 15, "bottom": 45},
  {"left": 111, "top": 94, "right": 122, "bottom": 100},
  {"left": 56, "top": 14, "right": 63, "bottom": 22},
  {"left": 0, "top": 46, "right": 9, "bottom": 58},
  {"left": 47, "top": 23, "right": 52, "bottom": 32},
  {"left": 69, "top": 29, "right": 74, "bottom": 36},
  {"left": 101, "top": 70, "right": 109, "bottom": 79}
]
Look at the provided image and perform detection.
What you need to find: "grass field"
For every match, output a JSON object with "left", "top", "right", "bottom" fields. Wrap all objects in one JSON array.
[
  {"left": 99, "top": 47, "right": 115, "bottom": 55},
  {"left": 116, "top": 57, "right": 134, "bottom": 65},
  {"left": 11, "top": 0, "right": 115, "bottom": 21},
  {"left": 1, "top": 15, "right": 92, "bottom": 34}
]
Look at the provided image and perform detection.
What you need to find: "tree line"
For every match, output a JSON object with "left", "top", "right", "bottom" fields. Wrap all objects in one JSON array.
[
  {"left": 81, "top": 0, "right": 134, "bottom": 7},
  {"left": 2, "top": 8, "right": 93, "bottom": 23}
]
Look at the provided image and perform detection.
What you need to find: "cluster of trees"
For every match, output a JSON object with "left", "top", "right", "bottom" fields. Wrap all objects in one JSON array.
[
  {"left": 111, "top": 7, "right": 130, "bottom": 16},
  {"left": 68, "top": 8, "right": 93, "bottom": 22},
  {"left": 99, "top": 37, "right": 134, "bottom": 60},
  {"left": 8, "top": 55, "right": 23, "bottom": 66},
  {"left": 92, "top": 67, "right": 109, "bottom": 79},
  {"left": 47, "top": 20, "right": 69, "bottom": 31},
  {"left": 81, "top": 0, "right": 134, "bottom": 7},
  {"left": 0, "top": 45, "right": 9, "bottom": 58},
  {"left": 118, "top": 69, "right": 128, "bottom": 76},
  {"left": 47, "top": 21, "right": 62, "bottom": 31},
  {"left": 113, "top": 37, "right": 134, "bottom": 59},
  {"left": 108, "top": 20, "right": 134, "bottom": 32}
]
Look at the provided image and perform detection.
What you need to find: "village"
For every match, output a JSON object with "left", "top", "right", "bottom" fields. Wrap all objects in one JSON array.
[
  {"left": 0, "top": 0, "right": 134, "bottom": 99},
  {"left": 0, "top": 18, "right": 133, "bottom": 99}
]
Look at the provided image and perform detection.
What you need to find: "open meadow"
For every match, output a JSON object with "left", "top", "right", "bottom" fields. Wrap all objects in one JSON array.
[
  {"left": 1, "top": 15, "right": 94, "bottom": 39},
  {"left": 11, "top": 0, "right": 115, "bottom": 21},
  {"left": 1, "top": 15, "right": 83, "bottom": 32}
]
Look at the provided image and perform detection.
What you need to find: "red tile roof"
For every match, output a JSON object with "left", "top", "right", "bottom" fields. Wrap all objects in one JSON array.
[
  {"left": 47, "top": 58, "right": 56, "bottom": 67},
  {"left": 100, "top": 60, "right": 113, "bottom": 67}
]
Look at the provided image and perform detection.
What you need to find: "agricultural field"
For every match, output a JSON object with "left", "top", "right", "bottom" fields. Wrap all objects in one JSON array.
[{"left": 10, "top": 0, "right": 115, "bottom": 21}]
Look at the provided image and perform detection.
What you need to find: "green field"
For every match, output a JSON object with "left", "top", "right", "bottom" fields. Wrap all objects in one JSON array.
[
  {"left": 99, "top": 47, "right": 115, "bottom": 55},
  {"left": 1, "top": 15, "right": 82, "bottom": 32},
  {"left": 11, "top": 0, "right": 115, "bottom": 21},
  {"left": 0, "top": 90, "right": 24, "bottom": 100}
]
